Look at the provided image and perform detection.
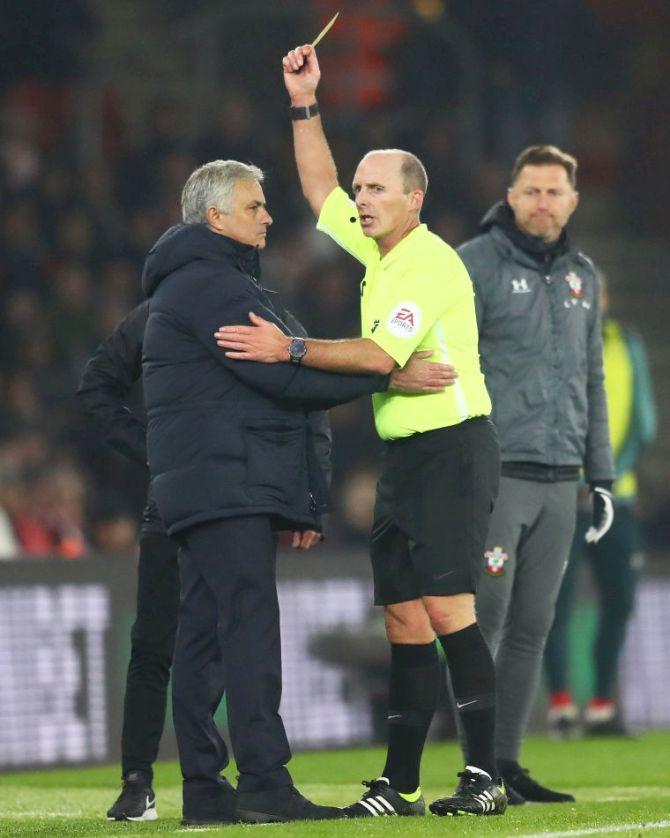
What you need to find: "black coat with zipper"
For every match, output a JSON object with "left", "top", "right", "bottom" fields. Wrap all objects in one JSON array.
[
  {"left": 77, "top": 300, "right": 336, "bottom": 535},
  {"left": 141, "top": 223, "right": 387, "bottom": 536}
]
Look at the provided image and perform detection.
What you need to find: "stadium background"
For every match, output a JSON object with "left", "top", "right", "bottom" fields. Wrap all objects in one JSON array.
[{"left": 0, "top": 0, "right": 668, "bottom": 770}]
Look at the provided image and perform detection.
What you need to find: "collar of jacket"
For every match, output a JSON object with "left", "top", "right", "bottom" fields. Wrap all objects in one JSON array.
[
  {"left": 480, "top": 200, "right": 570, "bottom": 268},
  {"left": 212, "top": 230, "right": 261, "bottom": 278},
  {"left": 487, "top": 225, "right": 594, "bottom": 276},
  {"left": 142, "top": 222, "right": 262, "bottom": 297}
]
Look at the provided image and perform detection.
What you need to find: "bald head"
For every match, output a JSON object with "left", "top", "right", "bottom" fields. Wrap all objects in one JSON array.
[
  {"left": 361, "top": 149, "right": 428, "bottom": 195},
  {"left": 352, "top": 148, "right": 428, "bottom": 256}
]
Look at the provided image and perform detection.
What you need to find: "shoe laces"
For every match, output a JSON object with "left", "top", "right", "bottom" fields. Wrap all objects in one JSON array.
[
  {"left": 361, "top": 778, "right": 389, "bottom": 794},
  {"left": 456, "top": 770, "right": 487, "bottom": 790}
]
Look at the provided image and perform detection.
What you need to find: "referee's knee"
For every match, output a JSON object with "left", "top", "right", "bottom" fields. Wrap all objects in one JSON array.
[
  {"left": 423, "top": 594, "right": 476, "bottom": 636},
  {"left": 384, "top": 601, "right": 434, "bottom": 643}
]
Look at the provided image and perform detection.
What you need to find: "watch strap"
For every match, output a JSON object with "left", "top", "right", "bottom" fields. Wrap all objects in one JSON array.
[{"left": 289, "top": 102, "right": 320, "bottom": 121}]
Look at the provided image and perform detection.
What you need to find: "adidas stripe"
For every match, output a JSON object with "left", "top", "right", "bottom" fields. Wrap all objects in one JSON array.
[
  {"left": 356, "top": 795, "right": 397, "bottom": 816},
  {"left": 376, "top": 796, "right": 396, "bottom": 814},
  {"left": 359, "top": 799, "right": 379, "bottom": 816}
]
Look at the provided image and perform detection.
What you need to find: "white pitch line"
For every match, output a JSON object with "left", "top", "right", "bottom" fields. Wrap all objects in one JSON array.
[{"left": 518, "top": 820, "right": 670, "bottom": 838}]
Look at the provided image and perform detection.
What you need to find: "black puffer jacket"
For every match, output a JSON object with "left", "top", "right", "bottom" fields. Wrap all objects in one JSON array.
[
  {"left": 77, "top": 301, "right": 335, "bottom": 535},
  {"left": 141, "top": 223, "right": 387, "bottom": 536}
]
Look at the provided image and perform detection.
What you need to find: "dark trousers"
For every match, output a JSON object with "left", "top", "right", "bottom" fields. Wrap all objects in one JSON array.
[
  {"left": 172, "top": 515, "right": 292, "bottom": 793},
  {"left": 545, "top": 504, "right": 640, "bottom": 699},
  {"left": 121, "top": 531, "right": 180, "bottom": 782}
]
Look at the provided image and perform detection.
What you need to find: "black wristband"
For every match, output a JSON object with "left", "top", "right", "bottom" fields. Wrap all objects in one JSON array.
[{"left": 289, "top": 102, "right": 320, "bottom": 120}]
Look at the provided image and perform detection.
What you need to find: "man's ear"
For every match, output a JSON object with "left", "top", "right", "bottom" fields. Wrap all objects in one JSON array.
[
  {"left": 410, "top": 189, "right": 424, "bottom": 213},
  {"left": 206, "top": 206, "right": 223, "bottom": 231}
]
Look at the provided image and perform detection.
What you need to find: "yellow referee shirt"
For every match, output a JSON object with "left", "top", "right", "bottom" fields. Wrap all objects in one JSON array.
[{"left": 317, "top": 186, "right": 491, "bottom": 440}]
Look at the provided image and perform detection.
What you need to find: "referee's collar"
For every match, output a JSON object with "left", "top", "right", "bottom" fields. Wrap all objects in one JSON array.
[{"left": 379, "top": 223, "right": 429, "bottom": 269}]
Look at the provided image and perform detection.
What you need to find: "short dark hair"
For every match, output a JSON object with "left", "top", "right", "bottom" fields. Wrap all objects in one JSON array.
[{"left": 510, "top": 145, "right": 578, "bottom": 189}]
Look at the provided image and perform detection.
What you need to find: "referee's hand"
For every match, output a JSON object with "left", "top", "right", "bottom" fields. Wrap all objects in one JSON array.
[
  {"left": 389, "top": 351, "right": 458, "bottom": 393},
  {"left": 283, "top": 45, "right": 321, "bottom": 102}
]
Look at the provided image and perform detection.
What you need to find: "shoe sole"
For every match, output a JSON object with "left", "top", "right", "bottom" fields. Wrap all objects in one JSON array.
[
  {"left": 344, "top": 811, "right": 423, "bottom": 818},
  {"left": 237, "top": 809, "right": 343, "bottom": 824},
  {"left": 181, "top": 817, "right": 236, "bottom": 826},
  {"left": 107, "top": 808, "right": 158, "bottom": 822},
  {"left": 430, "top": 806, "right": 504, "bottom": 817},
  {"left": 238, "top": 809, "right": 286, "bottom": 824}
]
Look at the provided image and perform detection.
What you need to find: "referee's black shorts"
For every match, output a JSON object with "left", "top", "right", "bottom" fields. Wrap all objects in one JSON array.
[{"left": 370, "top": 416, "right": 500, "bottom": 605}]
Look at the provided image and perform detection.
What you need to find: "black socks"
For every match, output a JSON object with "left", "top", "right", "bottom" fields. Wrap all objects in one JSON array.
[
  {"left": 439, "top": 623, "right": 497, "bottom": 780},
  {"left": 382, "top": 642, "right": 439, "bottom": 793}
]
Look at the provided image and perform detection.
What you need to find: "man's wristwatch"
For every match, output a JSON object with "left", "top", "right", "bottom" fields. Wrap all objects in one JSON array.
[
  {"left": 288, "top": 337, "right": 307, "bottom": 364},
  {"left": 289, "top": 102, "right": 320, "bottom": 120}
]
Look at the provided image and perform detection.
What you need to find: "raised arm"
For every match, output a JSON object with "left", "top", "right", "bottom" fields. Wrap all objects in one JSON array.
[{"left": 284, "top": 45, "right": 338, "bottom": 216}]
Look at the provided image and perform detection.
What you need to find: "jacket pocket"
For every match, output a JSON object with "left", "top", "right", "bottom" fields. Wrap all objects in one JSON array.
[{"left": 244, "top": 420, "right": 306, "bottom": 503}]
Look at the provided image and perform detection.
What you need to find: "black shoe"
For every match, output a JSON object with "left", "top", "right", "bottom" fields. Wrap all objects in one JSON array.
[
  {"left": 498, "top": 760, "right": 575, "bottom": 803},
  {"left": 429, "top": 768, "right": 507, "bottom": 816},
  {"left": 181, "top": 775, "right": 238, "bottom": 826},
  {"left": 505, "top": 782, "right": 526, "bottom": 806},
  {"left": 107, "top": 771, "right": 157, "bottom": 821},
  {"left": 237, "top": 785, "right": 344, "bottom": 823},
  {"left": 344, "top": 777, "right": 425, "bottom": 818}
]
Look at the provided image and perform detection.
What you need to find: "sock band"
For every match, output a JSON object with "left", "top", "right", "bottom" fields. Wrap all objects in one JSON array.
[{"left": 391, "top": 641, "right": 439, "bottom": 667}]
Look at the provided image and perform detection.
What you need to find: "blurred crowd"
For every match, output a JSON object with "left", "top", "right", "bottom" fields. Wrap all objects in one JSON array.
[{"left": 0, "top": 0, "right": 667, "bottom": 558}]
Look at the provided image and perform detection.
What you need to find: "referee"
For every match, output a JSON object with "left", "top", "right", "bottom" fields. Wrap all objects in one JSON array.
[{"left": 214, "top": 44, "right": 506, "bottom": 819}]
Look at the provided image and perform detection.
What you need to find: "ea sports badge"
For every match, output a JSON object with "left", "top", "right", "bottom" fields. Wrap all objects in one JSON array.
[
  {"left": 386, "top": 301, "right": 422, "bottom": 339},
  {"left": 564, "top": 271, "right": 584, "bottom": 297},
  {"left": 484, "top": 546, "right": 509, "bottom": 576}
]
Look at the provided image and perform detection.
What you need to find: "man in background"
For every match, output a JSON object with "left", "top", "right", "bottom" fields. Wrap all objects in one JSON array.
[{"left": 458, "top": 145, "right": 615, "bottom": 804}]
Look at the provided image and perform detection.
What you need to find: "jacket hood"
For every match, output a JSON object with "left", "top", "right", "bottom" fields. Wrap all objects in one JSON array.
[
  {"left": 479, "top": 200, "right": 569, "bottom": 263},
  {"left": 142, "top": 223, "right": 261, "bottom": 297}
]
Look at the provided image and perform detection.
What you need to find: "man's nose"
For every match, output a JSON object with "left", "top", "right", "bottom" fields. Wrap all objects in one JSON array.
[{"left": 262, "top": 211, "right": 273, "bottom": 226}]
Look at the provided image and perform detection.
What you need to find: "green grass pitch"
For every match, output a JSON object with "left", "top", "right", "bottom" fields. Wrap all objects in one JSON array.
[{"left": 1, "top": 733, "right": 669, "bottom": 837}]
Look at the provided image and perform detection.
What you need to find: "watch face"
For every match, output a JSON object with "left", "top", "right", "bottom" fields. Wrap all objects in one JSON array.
[{"left": 289, "top": 338, "right": 307, "bottom": 360}]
